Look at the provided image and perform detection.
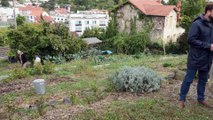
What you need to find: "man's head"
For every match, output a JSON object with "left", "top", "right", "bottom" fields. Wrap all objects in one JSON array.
[{"left": 205, "top": 3, "right": 213, "bottom": 21}]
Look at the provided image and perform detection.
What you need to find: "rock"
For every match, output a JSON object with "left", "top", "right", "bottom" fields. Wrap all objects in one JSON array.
[
  {"left": 174, "top": 70, "right": 185, "bottom": 80},
  {"left": 63, "top": 98, "right": 71, "bottom": 104},
  {"left": 29, "top": 104, "right": 37, "bottom": 110},
  {"left": 166, "top": 73, "right": 175, "bottom": 80}
]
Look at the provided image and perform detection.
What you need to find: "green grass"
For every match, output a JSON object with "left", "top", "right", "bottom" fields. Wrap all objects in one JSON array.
[
  {"left": 76, "top": 97, "right": 213, "bottom": 120},
  {"left": 0, "top": 59, "right": 11, "bottom": 76},
  {"left": 2, "top": 54, "right": 210, "bottom": 120}
]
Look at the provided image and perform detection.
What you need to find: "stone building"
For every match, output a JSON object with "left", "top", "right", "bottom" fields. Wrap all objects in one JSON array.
[{"left": 115, "top": 0, "right": 184, "bottom": 43}]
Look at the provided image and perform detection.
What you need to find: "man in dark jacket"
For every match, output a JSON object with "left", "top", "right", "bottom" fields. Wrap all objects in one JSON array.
[{"left": 179, "top": 4, "right": 213, "bottom": 108}]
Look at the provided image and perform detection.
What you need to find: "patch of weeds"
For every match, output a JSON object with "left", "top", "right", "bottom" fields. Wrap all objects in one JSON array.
[
  {"left": 10, "top": 67, "right": 27, "bottom": 79},
  {"left": 75, "top": 109, "right": 100, "bottom": 120},
  {"left": 81, "top": 81, "right": 108, "bottom": 104},
  {"left": 15, "top": 108, "right": 40, "bottom": 119},
  {"left": 43, "top": 61, "right": 55, "bottom": 74},
  {"left": 35, "top": 97, "right": 48, "bottom": 116},
  {"left": 163, "top": 62, "right": 174, "bottom": 68},
  {"left": 27, "top": 62, "right": 55, "bottom": 76}
]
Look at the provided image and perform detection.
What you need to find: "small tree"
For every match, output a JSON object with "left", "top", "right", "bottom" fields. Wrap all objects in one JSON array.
[{"left": 16, "top": 15, "right": 26, "bottom": 26}]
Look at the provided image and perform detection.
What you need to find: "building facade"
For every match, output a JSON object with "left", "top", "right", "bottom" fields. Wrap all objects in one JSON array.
[
  {"left": 68, "top": 10, "right": 109, "bottom": 36},
  {"left": 18, "top": 6, "right": 51, "bottom": 23},
  {"left": 50, "top": 8, "right": 69, "bottom": 23},
  {"left": 115, "top": 0, "right": 184, "bottom": 43}
]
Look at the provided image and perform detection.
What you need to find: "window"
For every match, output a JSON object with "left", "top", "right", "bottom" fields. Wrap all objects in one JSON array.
[
  {"left": 58, "top": 18, "right": 60, "bottom": 20},
  {"left": 99, "top": 21, "right": 106, "bottom": 26},
  {"left": 75, "top": 26, "right": 82, "bottom": 32},
  {"left": 75, "top": 21, "right": 82, "bottom": 26},
  {"left": 61, "top": 18, "right": 63, "bottom": 21},
  {"left": 92, "top": 21, "right": 96, "bottom": 24},
  {"left": 85, "top": 21, "right": 89, "bottom": 24}
]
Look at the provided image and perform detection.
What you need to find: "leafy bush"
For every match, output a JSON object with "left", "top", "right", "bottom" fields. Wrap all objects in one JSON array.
[
  {"left": 27, "top": 61, "right": 55, "bottom": 75},
  {"left": 103, "top": 31, "right": 150, "bottom": 54},
  {"left": 166, "top": 32, "right": 188, "bottom": 54},
  {"left": 163, "top": 62, "right": 174, "bottom": 68},
  {"left": 11, "top": 67, "right": 27, "bottom": 79},
  {"left": 32, "top": 64, "right": 43, "bottom": 75},
  {"left": 146, "top": 42, "right": 164, "bottom": 55},
  {"left": 7, "top": 23, "right": 88, "bottom": 62},
  {"left": 43, "top": 61, "right": 55, "bottom": 74},
  {"left": 110, "top": 66, "right": 162, "bottom": 93},
  {"left": 44, "top": 55, "right": 66, "bottom": 64}
]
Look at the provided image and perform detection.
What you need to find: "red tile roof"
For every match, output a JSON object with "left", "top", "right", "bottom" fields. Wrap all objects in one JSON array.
[
  {"left": 129, "top": 0, "right": 175, "bottom": 16},
  {"left": 55, "top": 8, "right": 69, "bottom": 14},
  {"left": 19, "top": 6, "right": 52, "bottom": 22},
  {"left": 35, "top": 16, "right": 53, "bottom": 23},
  {"left": 19, "top": 6, "right": 43, "bottom": 11}
]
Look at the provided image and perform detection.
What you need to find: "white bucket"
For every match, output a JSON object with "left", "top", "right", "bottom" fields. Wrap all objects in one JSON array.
[{"left": 33, "top": 79, "right": 45, "bottom": 94}]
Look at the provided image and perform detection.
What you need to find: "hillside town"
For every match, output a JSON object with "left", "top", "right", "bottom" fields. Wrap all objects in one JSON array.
[
  {"left": 0, "top": 0, "right": 184, "bottom": 40},
  {"left": 0, "top": 0, "right": 110, "bottom": 36}
]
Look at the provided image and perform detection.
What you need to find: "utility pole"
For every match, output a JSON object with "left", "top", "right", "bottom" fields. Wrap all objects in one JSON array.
[{"left": 12, "top": 0, "right": 17, "bottom": 29}]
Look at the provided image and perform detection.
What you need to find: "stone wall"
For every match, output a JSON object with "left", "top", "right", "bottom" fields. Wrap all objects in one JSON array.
[
  {"left": 115, "top": 3, "right": 185, "bottom": 43},
  {"left": 115, "top": 3, "right": 165, "bottom": 42}
]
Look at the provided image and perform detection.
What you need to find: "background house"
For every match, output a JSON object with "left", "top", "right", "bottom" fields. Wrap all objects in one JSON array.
[
  {"left": 68, "top": 9, "right": 109, "bottom": 36},
  {"left": 115, "top": 0, "right": 184, "bottom": 43},
  {"left": 50, "top": 8, "right": 70, "bottom": 23},
  {"left": 0, "top": 7, "right": 19, "bottom": 27},
  {"left": 18, "top": 6, "right": 52, "bottom": 23}
]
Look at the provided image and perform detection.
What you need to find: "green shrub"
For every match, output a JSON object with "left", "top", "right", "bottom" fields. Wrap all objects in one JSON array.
[
  {"left": 103, "top": 31, "right": 150, "bottom": 54},
  {"left": 44, "top": 55, "right": 66, "bottom": 64},
  {"left": 43, "top": 61, "right": 55, "bottom": 74},
  {"left": 33, "top": 64, "right": 43, "bottom": 75},
  {"left": 110, "top": 66, "right": 162, "bottom": 93},
  {"left": 163, "top": 62, "right": 174, "bottom": 67},
  {"left": 27, "top": 61, "right": 55, "bottom": 75},
  {"left": 11, "top": 67, "right": 27, "bottom": 79},
  {"left": 146, "top": 42, "right": 164, "bottom": 55},
  {"left": 6, "top": 23, "right": 88, "bottom": 62},
  {"left": 165, "top": 32, "right": 188, "bottom": 54}
]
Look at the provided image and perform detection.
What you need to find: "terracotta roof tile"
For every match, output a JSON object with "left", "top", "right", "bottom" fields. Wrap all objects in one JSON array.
[
  {"left": 129, "top": 0, "right": 175, "bottom": 16},
  {"left": 19, "top": 6, "right": 52, "bottom": 22},
  {"left": 144, "top": 5, "right": 175, "bottom": 16},
  {"left": 55, "top": 8, "right": 68, "bottom": 14},
  {"left": 35, "top": 16, "right": 53, "bottom": 23}
]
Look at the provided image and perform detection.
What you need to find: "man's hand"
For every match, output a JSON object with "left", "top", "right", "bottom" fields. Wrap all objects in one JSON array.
[{"left": 211, "top": 44, "right": 213, "bottom": 51}]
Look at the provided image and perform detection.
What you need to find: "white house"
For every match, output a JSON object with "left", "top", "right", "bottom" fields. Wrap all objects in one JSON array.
[
  {"left": 0, "top": 7, "right": 19, "bottom": 22},
  {"left": 50, "top": 8, "right": 69, "bottom": 23},
  {"left": 68, "top": 9, "right": 110, "bottom": 36},
  {"left": 18, "top": 6, "right": 52, "bottom": 23}
]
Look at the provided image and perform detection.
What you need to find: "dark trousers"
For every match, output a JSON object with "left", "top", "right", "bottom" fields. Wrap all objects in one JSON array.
[{"left": 179, "top": 69, "right": 209, "bottom": 102}]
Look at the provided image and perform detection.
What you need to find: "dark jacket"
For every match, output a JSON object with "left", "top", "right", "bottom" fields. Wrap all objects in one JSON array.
[
  {"left": 17, "top": 53, "right": 27, "bottom": 66},
  {"left": 187, "top": 14, "right": 213, "bottom": 71}
]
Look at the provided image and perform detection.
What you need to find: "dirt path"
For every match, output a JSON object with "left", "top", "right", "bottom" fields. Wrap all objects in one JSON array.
[{"left": 38, "top": 93, "right": 139, "bottom": 120}]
